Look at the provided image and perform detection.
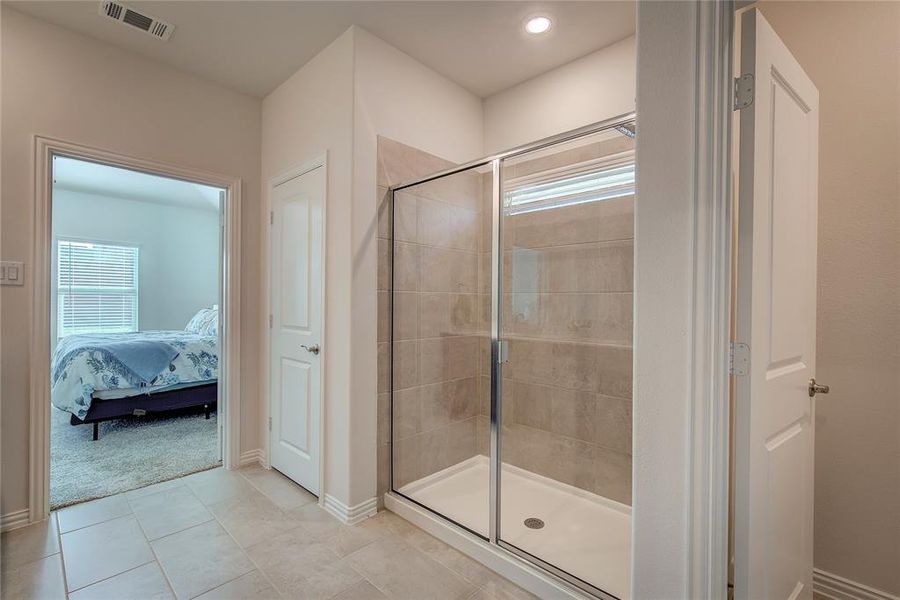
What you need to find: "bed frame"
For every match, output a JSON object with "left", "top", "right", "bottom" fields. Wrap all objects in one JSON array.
[{"left": 70, "top": 383, "right": 218, "bottom": 441}]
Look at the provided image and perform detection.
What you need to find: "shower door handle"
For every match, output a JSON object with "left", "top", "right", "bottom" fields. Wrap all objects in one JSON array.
[{"left": 498, "top": 340, "right": 509, "bottom": 364}]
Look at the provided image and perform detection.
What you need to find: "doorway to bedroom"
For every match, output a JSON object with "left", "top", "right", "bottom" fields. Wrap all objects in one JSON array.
[{"left": 48, "top": 154, "right": 226, "bottom": 510}]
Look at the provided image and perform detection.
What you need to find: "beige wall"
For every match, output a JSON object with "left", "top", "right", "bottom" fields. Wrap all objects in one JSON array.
[
  {"left": 757, "top": 2, "right": 900, "bottom": 594},
  {"left": 0, "top": 7, "right": 263, "bottom": 518}
]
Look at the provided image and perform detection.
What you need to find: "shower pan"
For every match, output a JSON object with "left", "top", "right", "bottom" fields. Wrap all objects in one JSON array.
[{"left": 387, "top": 113, "right": 636, "bottom": 600}]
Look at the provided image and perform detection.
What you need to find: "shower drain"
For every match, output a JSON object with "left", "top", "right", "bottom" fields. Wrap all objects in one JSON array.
[{"left": 523, "top": 517, "right": 545, "bottom": 530}]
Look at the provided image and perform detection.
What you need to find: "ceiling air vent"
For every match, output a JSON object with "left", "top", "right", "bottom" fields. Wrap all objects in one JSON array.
[{"left": 99, "top": 2, "right": 174, "bottom": 41}]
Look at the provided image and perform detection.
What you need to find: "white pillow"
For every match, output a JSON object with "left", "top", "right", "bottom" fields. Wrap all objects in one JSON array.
[
  {"left": 197, "top": 307, "right": 218, "bottom": 337},
  {"left": 185, "top": 308, "right": 213, "bottom": 333}
]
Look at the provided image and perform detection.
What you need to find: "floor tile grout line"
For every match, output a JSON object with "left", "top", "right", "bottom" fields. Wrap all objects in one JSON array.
[
  {"left": 53, "top": 512, "right": 73, "bottom": 600},
  {"left": 57, "top": 502, "right": 134, "bottom": 536},
  {"left": 200, "top": 493, "right": 288, "bottom": 600},
  {"left": 144, "top": 526, "right": 183, "bottom": 600},
  {"left": 126, "top": 483, "right": 217, "bottom": 544},
  {"left": 66, "top": 559, "right": 160, "bottom": 597}
]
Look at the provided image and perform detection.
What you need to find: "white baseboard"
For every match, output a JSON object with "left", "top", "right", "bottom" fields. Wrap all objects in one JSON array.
[
  {"left": 814, "top": 568, "right": 899, "bottom": 600},
  {"left": 239, "top": 449, "right": 265, "bottom": 467},
  {"left": 1, "top": 509, "right": 31, "bottom": 533},
  {"left": 322, "top": 494, "right": 377, "bottom": 526}
]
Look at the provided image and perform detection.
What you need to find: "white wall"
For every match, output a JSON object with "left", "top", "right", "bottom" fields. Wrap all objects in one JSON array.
[
  {"left": 632, "top": 3, "right": 698, "bottom": 597},
  {"left": 261, "top": 25, "right": 484, "bottom": 510},
  {"left": 350, "top": 27, "right": 483, "bottom": 506},
  {"left": 261, "top": 29, "right": 356, "bottom": 507},
  {"left": 261, "top": 24, "right": 634, "bottom": 510},
  {"left": 52, "top": 189, "right": 220, "bottom": 339},
  {"left": 483, "top": 36, "right": 636, "bottom": 153},
  {"left": 1, "top": 6, "right": 262, "bottom": 519}
]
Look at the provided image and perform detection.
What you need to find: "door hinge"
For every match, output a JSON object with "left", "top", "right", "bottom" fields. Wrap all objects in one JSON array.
[
  {"left": 268, "top": 417, "right": 272, "bottom": 431},
  {"left": 729, "top": 341, "right": 750, "bottom": 376},
  {"left": 270, "top": 211, "right": 274, "bottom": 225},
  {"left": 269, "top": 314, "right": 273, "bottom": 328},
  {"left": 734, "top": 74, "right": 754, "bottom": 110}
]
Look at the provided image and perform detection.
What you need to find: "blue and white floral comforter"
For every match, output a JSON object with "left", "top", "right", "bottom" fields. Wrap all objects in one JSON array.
[{"left": 51, "top": 331, "right": 219, "bottom": 419}]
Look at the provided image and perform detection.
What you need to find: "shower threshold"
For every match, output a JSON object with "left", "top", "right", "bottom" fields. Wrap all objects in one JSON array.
[{"left": 390, "top": 455, "right": 631, "bottom": 600}]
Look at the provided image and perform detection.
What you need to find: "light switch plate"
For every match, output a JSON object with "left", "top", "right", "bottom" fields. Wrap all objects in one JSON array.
[{"left": 0, "top": 261, "right": 25, "bottom": 286}]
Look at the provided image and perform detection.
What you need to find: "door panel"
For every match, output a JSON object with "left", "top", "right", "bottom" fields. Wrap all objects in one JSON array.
[
  {"left": 270, "top": 165, "right": 324, "bottom": 495},
  {"left": 278, "top": 358, "right": 311, "bottom": 455},
  {"left": 281, "top": 199, "right": 311, "bottom": 330},
  {"left": 734, "top": 9, "right": 819, "bottom": 600}
]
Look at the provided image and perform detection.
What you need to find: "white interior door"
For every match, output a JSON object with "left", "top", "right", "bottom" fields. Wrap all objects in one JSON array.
[
  {"left": 269, "top": 165, "right": 324, "bottom": 495},
  {"left": 734, "top": 9, "right": 820, "bottom": 600}
]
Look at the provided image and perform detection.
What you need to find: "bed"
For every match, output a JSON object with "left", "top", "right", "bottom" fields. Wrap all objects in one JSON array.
[{"left": 51, "top": 308, "right": 220, "bottom": 440}]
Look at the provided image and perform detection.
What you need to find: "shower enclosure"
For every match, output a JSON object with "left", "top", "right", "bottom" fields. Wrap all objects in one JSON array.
[{"left": 388, "top": 113, "right": 636, "bottom": 600}]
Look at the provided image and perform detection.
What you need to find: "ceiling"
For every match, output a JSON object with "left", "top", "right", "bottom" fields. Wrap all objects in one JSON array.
[
  {"left": 8, "top": 1, "right": 635, "bottom": 98},
  {"left": 53, "top": 156, "right": 222, "bottom": 212}
]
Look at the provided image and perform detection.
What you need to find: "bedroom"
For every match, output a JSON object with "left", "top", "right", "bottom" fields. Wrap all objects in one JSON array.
[{"left": 49, "top": 155, "right": 225, "bottom": 509}]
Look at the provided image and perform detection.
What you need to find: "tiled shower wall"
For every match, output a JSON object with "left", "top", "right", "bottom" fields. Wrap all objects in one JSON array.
[
  {"left": 489, "top": 136, "right": 635, "bottom": 505},
  {"left": 376, "top": 137, "right": 486, "bottom": 502},
  {"left": 377, "top": 135, "right": 634, "bottom": 507}
]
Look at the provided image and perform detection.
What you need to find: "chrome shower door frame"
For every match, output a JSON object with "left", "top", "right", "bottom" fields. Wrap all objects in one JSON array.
[{"left": 389, "top": 111, "right": 637, "bottom": 600}]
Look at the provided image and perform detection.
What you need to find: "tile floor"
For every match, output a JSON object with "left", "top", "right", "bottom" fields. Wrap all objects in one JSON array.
[{"left": 1, "top": 465, "right": 537, "bottom": 600}]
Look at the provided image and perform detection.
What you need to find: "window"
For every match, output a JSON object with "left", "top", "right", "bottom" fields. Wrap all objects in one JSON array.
[
  {"left": 57, "top": 239, "right": 139, "bottom": 337},
  {"left": 504, "top": 152, "right": 635, "bottom": 215}
]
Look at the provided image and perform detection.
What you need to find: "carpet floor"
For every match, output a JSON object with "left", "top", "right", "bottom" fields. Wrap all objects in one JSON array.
[{"left": 50, "top": 405, "right": 220, "bottom": 509}]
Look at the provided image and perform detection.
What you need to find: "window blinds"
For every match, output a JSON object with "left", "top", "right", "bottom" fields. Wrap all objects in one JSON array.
[
  {"left": 57, "top": 239, "right": 139, "bottom": 337},
  {"left": 504, "top": 152, "right": 636, "bottom": 215}
]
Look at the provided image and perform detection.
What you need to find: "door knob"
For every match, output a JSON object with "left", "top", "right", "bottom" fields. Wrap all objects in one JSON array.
[
  {"left": 301, "top": 344, "right": 320, "bottom": 355},
  {"left": 808, "top": 378, "right": 829, "bottom": 397}
]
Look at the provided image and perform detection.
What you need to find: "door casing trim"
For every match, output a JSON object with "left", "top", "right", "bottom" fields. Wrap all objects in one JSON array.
[{"left": 30, "top": 135, "right": 242, "bottom": 523}]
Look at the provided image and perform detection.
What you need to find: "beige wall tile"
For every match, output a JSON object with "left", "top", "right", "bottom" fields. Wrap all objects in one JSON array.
[
  {"left": 420, "top": 382, "right": 452, "bottom": 432},
  {"left": 377, "top": 393, "right": 391, "bottom": 446},
  {"left": 593, "top": 446, "right": 632, "bottom": 505},
  {"left": 391, "top": 340, "right": 419, "bottom": 390},
  {"left": 506, "top": 195, "right": 634, "bottom": 249},
  {"left": 377, "top": 186, "right": 392, "bottom": 240},
  {"left": 420, "top": 247, "right": 477, "bottom": 293},
  {"left": 393, "top": 292, "right": 419, "bottom": 341},
  {"left": 392, "top": 242, "right": 420, "bottom": 292},
  {"left": 377, "top": 137, "right": 426, "bottom": 187},
  {"left": 377, "top": 342, "right": 390, "bottom": 394},
  {"left": 512, "top": 381, "right": 551, "bottom": 431},
  {"left": 377, "top": 291, "right": 390, "bottom": 343},
  {"left": 393, "top": 435, "right": 420, "bottom": 489},
  {"left": 419, "top": 293, "right": 451, "bottom": 338},
  {"left": 449, "top": 294, "right": 480, "bottom": 335},
  {"left": 393, "top": 191, "right": 418, "bottom": 242},
  {"left": 392, "top": 386, "right": 421, "bottom": 441},
  {"left": 377, "top": 238, "right": 391, "bottom": 291},
  {"left": 546, "top": 241, "right": 633, "bottom": 293}
]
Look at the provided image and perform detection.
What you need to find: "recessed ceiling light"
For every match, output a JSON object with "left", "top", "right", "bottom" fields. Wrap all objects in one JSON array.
[{"left": 524, "top": 16, "right": 552, "bottom": 35}]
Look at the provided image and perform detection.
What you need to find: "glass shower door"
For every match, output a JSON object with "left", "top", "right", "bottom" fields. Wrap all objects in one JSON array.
[
  {"left": 390, "top": 163, "right": 494, "bottom": 539},
  {"left": 496, "top": 126, "right": 636, "bottom": 599}
]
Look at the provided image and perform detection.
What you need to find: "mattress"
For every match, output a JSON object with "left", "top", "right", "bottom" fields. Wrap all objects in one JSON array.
[{"left": 51, "top": 330, "right": 219, "bottom": 419}]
